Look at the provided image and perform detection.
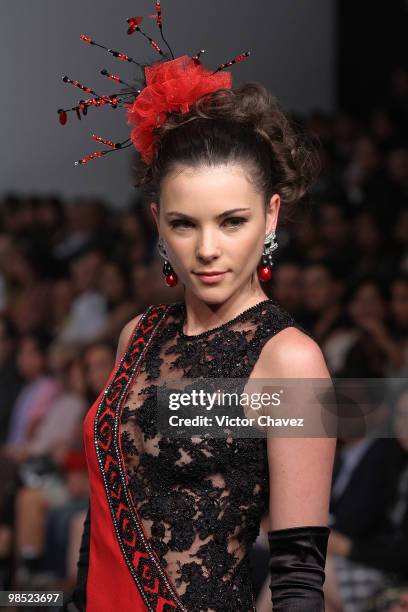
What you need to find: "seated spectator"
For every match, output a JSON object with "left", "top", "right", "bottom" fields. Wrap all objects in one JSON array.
[
  {"left": 350, "top": 208, "right": 396, "bottom": 281},
  {"left": 25, "top": 353, "right": 87, "bottom": 460},
  {"left": 6, "top": 241, "right": 54, "bottom": 335},
  {"left": 317, "top": 201, "right": 355, "bottom": 271},
  {"left": 301, "top": 260, "right": 348, "bottom": 341},
  {"left": 325, "top": 385, "right": 408, "bottom": 612},
  {"left": 338, "top": 277, "right": 403, "bottom": 378},
  {"left": 271, "top": 259, "right": 306, "bottom": 320},
  {"left": 329, "top": 437, "right": 403, "bottom": 540},
  {"left": 57, "top": 246, "right": 108, "bottom": 345},
  {"left": 95, "top": 260, "right": 136, "bottom": 345},
  {"left": 343, "top": 135, "right": 392, "bottom": 226},
  {"left": 50, "top": 278, "right": 75, "bottom": 338},
  {"left": 13, "top": 341, "right": 115, "bottom": 588},
  {"left": 0, "top": 316, "right": 23, "bottom": 445},
  {"left": 386, "top": 274, "right": 408, "bottom": 383},
  {"left": 3, "top": 331, "right": 60, "bottom": 461}
]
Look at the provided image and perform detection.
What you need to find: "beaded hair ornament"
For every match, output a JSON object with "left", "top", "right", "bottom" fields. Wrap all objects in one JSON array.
[{"left": 57, "top": 1, "right": 250, "bottom": 167}]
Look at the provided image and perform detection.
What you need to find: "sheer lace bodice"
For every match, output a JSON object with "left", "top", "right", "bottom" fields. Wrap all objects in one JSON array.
[{"left": 118, "top": 299, "right": 297, "bottom": 611}]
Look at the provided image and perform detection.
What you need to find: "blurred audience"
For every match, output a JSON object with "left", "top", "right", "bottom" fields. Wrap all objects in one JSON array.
[
  {"left": 0, "top": 65, "right": 408, "bottom": 612},
  {"left": 325, "top": 386, "right": 408, "bottom": 612}
]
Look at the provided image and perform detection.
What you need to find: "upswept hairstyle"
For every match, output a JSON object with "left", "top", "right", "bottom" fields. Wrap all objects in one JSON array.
[{"left": 134, "top": 82, "right": 321, "bottom": 222}]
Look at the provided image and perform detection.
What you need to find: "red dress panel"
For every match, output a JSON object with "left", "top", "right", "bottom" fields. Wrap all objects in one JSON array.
[{"left": 83, "top": 304, "right": 186, "bottom": 611}]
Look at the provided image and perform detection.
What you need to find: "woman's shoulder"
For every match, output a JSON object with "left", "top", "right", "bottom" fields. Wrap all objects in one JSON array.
[
  {"left": 115, "top": 302, "right": 176, "bottom": 363},
  {"left": 258, "top": 320, "right": 331, "bottom": 379},
  {"left": 115, "top": 311, "right": 146, "bottom": 363}
]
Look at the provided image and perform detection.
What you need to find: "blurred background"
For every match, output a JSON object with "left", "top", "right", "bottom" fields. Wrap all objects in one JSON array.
[{"left": 1, "top": 1, "right": 408, "bottom": 611}]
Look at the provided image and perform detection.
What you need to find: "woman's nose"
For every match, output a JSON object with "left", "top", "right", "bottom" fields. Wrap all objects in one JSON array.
[{"left": 196, "top": 231, "right": 221, "bottom": 261}]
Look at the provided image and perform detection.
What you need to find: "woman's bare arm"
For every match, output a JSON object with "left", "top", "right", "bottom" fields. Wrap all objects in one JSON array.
[
  {"left": 115, "top": 313, "right": 144, "bottom": 364},
  {"left": 255, "top": 327, "right": 337, "bottom": 610},
  {"left": 261, "top": 327, "right": 337, "bottom": 529}
]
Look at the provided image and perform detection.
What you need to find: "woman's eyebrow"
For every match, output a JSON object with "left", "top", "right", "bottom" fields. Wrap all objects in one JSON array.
[{"left": 165, "top": 207, "right": 251, "bottom": 220}]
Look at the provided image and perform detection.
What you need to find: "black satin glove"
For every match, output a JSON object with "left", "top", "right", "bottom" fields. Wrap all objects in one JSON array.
[
  {"left": 60, "top": 505, "right": 91, "bottom": 612},
  {"left": 268, "top": 525, "right": 330, "bottom": 611}
]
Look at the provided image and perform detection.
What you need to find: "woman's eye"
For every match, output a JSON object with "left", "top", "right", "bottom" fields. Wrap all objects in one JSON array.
[
  {"left": 224, "top": 217, "right": 247, "bottom": 228},
  {"left": 170, "top": 220, "right": 194, "bottom": 229},
  {"left": 169, "top": 217, "right": 247, "bottom": 229}
]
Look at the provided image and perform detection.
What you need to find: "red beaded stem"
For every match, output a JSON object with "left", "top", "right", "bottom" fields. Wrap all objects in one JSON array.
[
  {"left": 62, "top": 76, "right": 96, "bottom": 95},
  {"left": 91, "top": 134, "right": 118, "bottom": 149},
  {"left": 83, "top": 94, "right": 119, "bottom": 108},
  {"left": 60, "top": 76, "right": 127, "bottom": 116},
  {"left": 74, "top": 141, "right": 132, "bottom": 166},
  {"left": 211, "top": 51, "right": 251, "bottom": 74},
  {"left": 80, "top": 33, "right": 144, "bottom": 68},
  {"left": 108, "top": 49, "right": 131, "bottom": 62},
  {"left": 74, "top": 150, "right": 106, "bottom": 165},
  {"left": 58, "top": 92, "right": 137, "bottom": 122},
  {"left": 126, "top": 16, "right": 143, "bottom": 35},
  {"left": 91, "top": 134, "right": 131, "bottom": 149},
  {"left": 80, "top": 34, "right": 94, "bottom": 45},
  {"left": 126, "top": 15, "right": 166, "bottom": 57},
  {"left": 153, "top": 1, "right": 175, "bottom": 59},
  {"left": 192, "top": 50, "right": 206, "bottom": 64},
  {"left": 155, "top": 1, "right": 162, "bottom": 27},
  {"left": 100, "top": 69, "right": 132, "bottom": 88}
]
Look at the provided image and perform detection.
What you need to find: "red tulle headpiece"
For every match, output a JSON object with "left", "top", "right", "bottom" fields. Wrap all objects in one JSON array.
[
  {"left": 126, "top": 55, "right": 233, "bottom": 164},
  {"left": 57, "top": 1, "right": 250, "bottom": 167}
]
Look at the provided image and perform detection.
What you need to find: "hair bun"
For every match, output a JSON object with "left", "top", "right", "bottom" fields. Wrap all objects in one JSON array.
[
  {"left": 135, "top": 81, "right": 321, "bottom": 218},
  {"left": 195, "top": 82, "right": 321, "bottom": 213}
]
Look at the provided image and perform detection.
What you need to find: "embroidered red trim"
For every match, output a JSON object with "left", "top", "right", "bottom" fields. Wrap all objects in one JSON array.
[{"left": 94, "top": 303, "right": 187, "bottom": 611}]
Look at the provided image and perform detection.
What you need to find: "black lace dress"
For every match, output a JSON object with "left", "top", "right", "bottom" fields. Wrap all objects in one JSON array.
[{"left": 75, "top": 298, "right": 301, "bottom": 612}]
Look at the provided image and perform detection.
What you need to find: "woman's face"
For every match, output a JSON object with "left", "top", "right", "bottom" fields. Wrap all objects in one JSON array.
[
  {"left": 150, "top": 163, "right": 279, "bottom": 304},
  {"left": 17, "top": 338, "right": 46, "bottom": 381}
]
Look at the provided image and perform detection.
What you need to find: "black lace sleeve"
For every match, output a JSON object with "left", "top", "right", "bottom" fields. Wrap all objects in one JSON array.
[
  {"left": 61, "top": 504, "right": 90, "bottom": 612},
  {"left": 268, "top": 525, "right": 330, "bottom": 611}
]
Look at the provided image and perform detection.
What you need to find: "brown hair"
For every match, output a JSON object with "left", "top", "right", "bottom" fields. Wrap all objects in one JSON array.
[{"left": 133, "top": 81, "right": 321, "bottom": 223}]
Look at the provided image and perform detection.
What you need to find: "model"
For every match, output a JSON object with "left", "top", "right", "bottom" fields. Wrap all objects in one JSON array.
[{"left": 60, "top": 5, "right": 336, "bottom": 611}]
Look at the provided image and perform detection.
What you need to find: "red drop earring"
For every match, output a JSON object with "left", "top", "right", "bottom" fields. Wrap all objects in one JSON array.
[
  {"left": 163, "top": 259, "right": 178, "bottom": 287},
  {"left": 257, "top": 230, "right": 278, "bottom": 283},
  {"left": 258, "top": 264, "right": 272, "bottom": 282},
  {"left": 157, "top": 237, "right": 178, "bottom": 287}
]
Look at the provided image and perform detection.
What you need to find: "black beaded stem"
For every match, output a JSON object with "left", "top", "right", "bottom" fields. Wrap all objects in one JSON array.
[{"left": 176, "top": 298, "right": 273, "bottom": 340}]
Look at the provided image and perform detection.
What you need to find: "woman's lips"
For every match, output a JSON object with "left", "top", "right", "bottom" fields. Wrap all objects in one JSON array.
[{"left": 195, "top": 271, "right": 228, "bottom": 284}]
